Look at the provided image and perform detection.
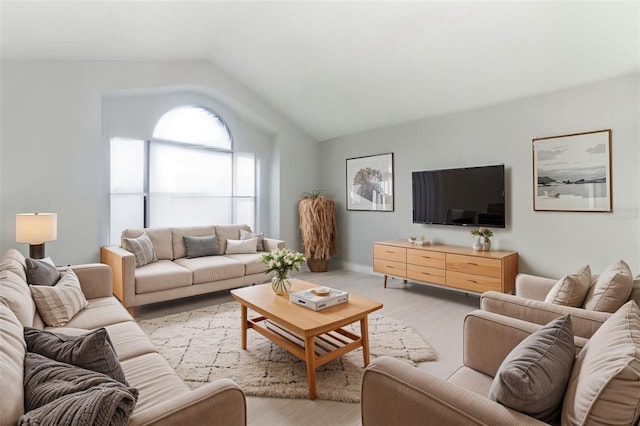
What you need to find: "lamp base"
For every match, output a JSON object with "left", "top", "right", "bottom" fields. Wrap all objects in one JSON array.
[{"left": 29, "top": 243, "right": 45, "bottom": 259}]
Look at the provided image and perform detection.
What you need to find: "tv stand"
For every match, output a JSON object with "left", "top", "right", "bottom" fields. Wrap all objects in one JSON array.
[{"left": 373, "top": 240, "right": 518, "bottom": 294}]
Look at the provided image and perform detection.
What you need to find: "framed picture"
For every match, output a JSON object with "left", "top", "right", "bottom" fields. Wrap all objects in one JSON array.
[
  {"left": 346, "top": 153, "right": 394, "bottom": 211},
  {"left": 532, "top": 129, "right": 612, "bottom": 212}
]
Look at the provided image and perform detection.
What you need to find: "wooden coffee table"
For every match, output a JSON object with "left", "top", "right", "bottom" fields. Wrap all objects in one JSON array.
[{"left": 230, "top": 279, "right": 383, "bottom": 400}]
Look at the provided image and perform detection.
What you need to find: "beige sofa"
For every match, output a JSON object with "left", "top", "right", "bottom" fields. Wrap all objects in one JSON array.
[
  {"left": 361, "top": 304, "right": 640, "bottom": 425},
  {"left": 101, "top": 224, "right": 284, "bottom": 314},
  {"left": 0, "top": 249, "right": 246, "bottom": 425}
]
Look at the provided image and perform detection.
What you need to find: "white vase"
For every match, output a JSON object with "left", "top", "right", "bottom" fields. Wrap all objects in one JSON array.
[
  {"left": 472, "top": 236, "right": 483, "bottom": 251},
  {"left": 482, "top": 237, "right": 491, "bottom": 251},
  {"left": 271, "top": 272, "right": 292, "bottom": 295}
]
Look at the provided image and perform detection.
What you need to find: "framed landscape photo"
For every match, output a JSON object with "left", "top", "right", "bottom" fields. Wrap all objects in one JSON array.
[
  {"left": 346, "top": 153, "right": 394, "bottom": 211},
  {"left": 532, "top": 129, "right": 612, "bottom": 212}
]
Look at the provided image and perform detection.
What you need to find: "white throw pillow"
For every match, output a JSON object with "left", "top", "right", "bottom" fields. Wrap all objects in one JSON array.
[
  {"left": 582, "top": 260, "right": 633, "bottom": 313},
  {"left": 225, "top": 238, "right": 258, "bottom": 255},
  {"left": 240, "top": 229, "right": 265, "bottom": 251},
  {"left": 544, "top": 265, "right": 591, "bottom": 307},
  {"left": 30, "top": 268, "right": 88, "bottom": 327}
]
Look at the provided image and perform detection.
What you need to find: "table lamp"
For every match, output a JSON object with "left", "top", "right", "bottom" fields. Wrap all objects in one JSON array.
[{"left": 16, "top": 213, "right": 57, "bottom": 259}]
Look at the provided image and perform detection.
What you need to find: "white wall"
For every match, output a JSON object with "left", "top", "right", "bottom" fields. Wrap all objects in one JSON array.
[
  {"left": 321, "top": 73, "right": 640, "bottom": 277},
  {"left": 0, "top": 61, "right": 318, "bottom": 263}
]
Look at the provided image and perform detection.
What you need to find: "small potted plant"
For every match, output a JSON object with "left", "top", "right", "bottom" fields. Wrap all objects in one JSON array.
[
  {"left": 470, "top": 228, "right": 493, "bottom": 251},
  {"left": 298, "top": 190, "right": 338, "bottom": 272}
]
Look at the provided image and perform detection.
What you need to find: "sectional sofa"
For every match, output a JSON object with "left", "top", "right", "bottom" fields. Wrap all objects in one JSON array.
[
  {"left": 0, "top": 249, "right": 246, "bottom": 425},
  {"left": 101, "top": 224, "right": 285, "bottom": 314}
]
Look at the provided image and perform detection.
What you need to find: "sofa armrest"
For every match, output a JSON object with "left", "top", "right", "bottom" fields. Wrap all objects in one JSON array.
[
  {"left": 361, "top": 356, "right": 545, "bottom": 426},
  {"left": 100, "top": 245, "right": 136, "bottom": 308},
  {"left": 515, "top": 273, "right": 557, "bottom": 300},
  {"left": 262, "top": 238, "right": 285, "bottom": 252},
  {"left": 66, "top": 263, "right": 113, "bottom": 300},
  {"left": 481, "top": 291, "right": 611, "bottom": 339},
  {"left": 129, "top": 379, "right": 246, "bottom": 426}
]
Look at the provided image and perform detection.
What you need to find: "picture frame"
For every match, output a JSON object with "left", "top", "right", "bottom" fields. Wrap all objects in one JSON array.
[
  {"left": 532, "top": 129, "right": 612, "bottom": 212},
  {"left": 346, "top": 153, "right": 394, "bottom": 211}
]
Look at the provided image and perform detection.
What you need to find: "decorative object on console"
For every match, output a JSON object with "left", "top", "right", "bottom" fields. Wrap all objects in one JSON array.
[
  {"left": 260, "top": 248, "right": 306, "bottom": 294},
  {"left": 471, "top": 228, "right": 493, "bottom": 251},
  {"left": 298, "top": 190, "right": 338, "bottom": 272},
  {"left": 15, "top": 213, "right": 57, "bottom": 259},
  {"left": 532, "top": 129, "right": 612, "bottom": 212},
  {"left": 346, "top": 153, "right": 394, "bottom": 211}
]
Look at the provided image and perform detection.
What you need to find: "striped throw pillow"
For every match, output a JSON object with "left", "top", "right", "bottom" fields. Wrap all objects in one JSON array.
[
  {"left": 30, "top": 268, "right": 88, "bottom": 327},
  {"left": 123, "top": 232, "right": 158, "bottom": 267}
]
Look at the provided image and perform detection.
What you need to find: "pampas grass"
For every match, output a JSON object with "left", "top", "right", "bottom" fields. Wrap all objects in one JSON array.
[{"left": 298, "top": 195, "right": 338, "bottom": 260}]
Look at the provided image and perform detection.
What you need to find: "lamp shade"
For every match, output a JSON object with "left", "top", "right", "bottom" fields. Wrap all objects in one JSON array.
[{"left": 16, "top": 213, "right": 57, "bottom": 244}]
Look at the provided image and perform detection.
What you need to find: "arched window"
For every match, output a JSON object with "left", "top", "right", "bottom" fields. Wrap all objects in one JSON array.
[{"left": 109, "top": 106, "right": 255, "bottom": 244}]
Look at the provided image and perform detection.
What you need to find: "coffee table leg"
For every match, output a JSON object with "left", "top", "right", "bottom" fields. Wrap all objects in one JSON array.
[
  {"left": 240, "top": 304, "right": 247, "bottom": 350},
  {"left": 304, "top": 335, "right": 317, "bottom": 400},
  {"left": 361, "top": 316, "right": 371, "bottom": 366}
]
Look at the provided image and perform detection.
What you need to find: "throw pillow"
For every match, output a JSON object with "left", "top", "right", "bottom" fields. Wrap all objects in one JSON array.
[
  {"left": 544, "top": 265, "right": 591, "bottom": 307},
  {"left": 562, "top": 301, "right": 640, "bottom": 425},
  {"left": 0, "top": 270, "right": 36, "bottom": 327},
  {"left": 25, "top": 257, "right": 60, "bottom": 286},
  {"left": 183, "top": 235, "right": 219, "bottom": 258},
  {"left": 24, "top": 327, "right": 127, "bottom": 385},
  {"left": 582, "top": 260, "right": 633, "bottom": 313},
  {"left": 489, "top": 315, "right": 575, "bottom": 424},
  {"left": 30, "top": 268, "right": 88, "bottom": 327},
  {"left": 123, "top": 232, "right": 158, "bottom": 267},
  {"left": 225, "top": 238, "right": 258, "bottom": 255},
  {"left": 21, "top": 352, "right": 138, "bottom": 425},
  {"left": 240, "top": 229, "right": 265, "bottom": 251}
]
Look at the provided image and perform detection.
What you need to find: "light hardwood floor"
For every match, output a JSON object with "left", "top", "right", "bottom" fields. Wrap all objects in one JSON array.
[{"left": 134, "top": 269, "right": 480, "bottom": 426}]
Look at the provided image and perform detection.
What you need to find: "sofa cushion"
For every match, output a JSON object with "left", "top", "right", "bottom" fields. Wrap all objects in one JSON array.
[
  {"left": 225, "top": 238, "right": 258, "bottom": 254},
  {"left": 30, "top": 268, "right": 89, "bottom": 327},
  {"left": 26, "top": 257, "right": 60, "bottom": 286},
  {"left": 544, "top": 265, "right": 591, "bottom": 307},
  {"left": 240, "top": 229, "right": 264, "bottom": 251},
  {"left": 583, "top": 260, "right": 633, "bottom": 313},
  {"left": 629, "top": 276, "right": 640, "bottom": 306},
  {"left": 24, "top": 327, "right": 127, "bottom": 385},
  {"left": 174, "top": 256, "right": 245, "bottom": 284},
  {"left": 1, "top": 248, "right": 27, "bottom": 281},
  {"left": 123, "top": 232, "right": 158, "bottom": 268},
  {"left": 0, "top": 269, "right": 36, "bottom": 326},
  {"left": 184, "top": 235, "right": 219, "bottom": 258},
  {"left": 171, "top": 226, "right": 216, "bottom": 259},
  {"left": 134, "top": 260, "right": 193, "bottom": 294},
  {"left": 562, "top": 301, "right": 640, "bottom": 425},
  {"left": 122, "top": 227, "right": 172, "bottom": 260},
  {"left": 103, "top": 321, "right": 158, "bottom": 362},
  {"left": 489, "top": 315, "right": 575, "bottom": 424},
  {"left": 215, "top": 224, "right": 251, "bottom": 255},
  {"left": 60, "top": 297, "right": 134, "bottom": 330},
  {"left": 225, "top": 253, "right": 267, "bottom": 275},
  {"left": 22, "top": 352, "right": 138, "bottom": 425},
  {"left": 0, "top": 299, "right": 27, "bottom": 424}
]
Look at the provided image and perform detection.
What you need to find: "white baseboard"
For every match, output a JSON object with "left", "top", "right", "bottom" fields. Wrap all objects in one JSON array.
[{"left": 340, "top": 261, "right": 372, "bottom": 274}]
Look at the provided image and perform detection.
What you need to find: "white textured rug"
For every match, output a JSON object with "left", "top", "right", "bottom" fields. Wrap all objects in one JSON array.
[{"left": 137, "top": 301, "right": 437, "bottom": 402}]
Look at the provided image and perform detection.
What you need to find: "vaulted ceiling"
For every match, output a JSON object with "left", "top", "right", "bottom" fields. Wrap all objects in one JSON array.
[{"left": 1, "top": 1, "right": 639, "bottom": 141}]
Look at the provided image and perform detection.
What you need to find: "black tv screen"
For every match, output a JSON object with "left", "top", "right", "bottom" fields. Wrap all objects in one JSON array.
[{"left": 412, "top": 164, "right": 505, "bottom": 228}]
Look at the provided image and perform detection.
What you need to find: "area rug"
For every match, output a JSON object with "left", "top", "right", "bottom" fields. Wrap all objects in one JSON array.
[{"left": 137, "top": 302, "right": 437, "bottom": 402}]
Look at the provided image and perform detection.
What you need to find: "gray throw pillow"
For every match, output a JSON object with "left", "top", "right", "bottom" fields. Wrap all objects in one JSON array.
[
  {"left": 123, "top": 232, "right": 158, "bottom": 267},
  {"left": 183, "top": 235, "right": 219, "bottom": 258},
  {"left": 24, "top": 327, "right": 127, "bottom": 385},
  {"left": 25, "top": 258, "right": 60, "bottom": 286},
  {"left": 489, "top": 315, "right": 575, "bottom": 424},
  {"left": 240, "top": 229, "right": 264, "bottom": 251}
]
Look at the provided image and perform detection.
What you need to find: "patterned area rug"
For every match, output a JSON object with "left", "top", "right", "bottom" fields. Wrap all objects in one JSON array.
[{"left": 137, "top": 301, "right": 437, "bottom": 403}]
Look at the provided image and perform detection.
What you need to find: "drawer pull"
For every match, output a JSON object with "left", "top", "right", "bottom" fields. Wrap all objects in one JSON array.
[
  {"left": 468, "top": 262, "right": 478, "bottom": 266},
  {"left": 386, "top": 251, "right": 395, "bottom": 254},
  {"left": 422, "top": 272, "right": 431, "bottom": 276},
  {"left": 468, "top": 279, "right": 478, "bottom": 284}
]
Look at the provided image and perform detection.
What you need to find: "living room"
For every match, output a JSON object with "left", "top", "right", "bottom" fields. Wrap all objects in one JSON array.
[{"left": 1, "top": 1, "right": 640, "bottom": 425}]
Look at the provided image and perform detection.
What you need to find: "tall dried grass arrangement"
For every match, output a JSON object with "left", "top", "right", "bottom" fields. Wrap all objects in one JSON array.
[{"left": 298, "top": 195, "right": 338, "bottom": 260}]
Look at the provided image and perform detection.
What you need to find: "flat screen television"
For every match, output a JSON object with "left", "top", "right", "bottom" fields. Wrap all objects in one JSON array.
[{"left": 412, "top": 164, "right": 505, "bottom": 228}]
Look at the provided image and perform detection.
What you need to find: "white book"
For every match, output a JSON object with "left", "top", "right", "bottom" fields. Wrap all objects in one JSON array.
[{"left": 289, "top": 288, "right": 349, "bottom": 311}]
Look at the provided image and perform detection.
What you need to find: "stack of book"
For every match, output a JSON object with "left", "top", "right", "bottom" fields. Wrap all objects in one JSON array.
[{"left": 289, "top": 287, "right": 348, "bottom": 311}]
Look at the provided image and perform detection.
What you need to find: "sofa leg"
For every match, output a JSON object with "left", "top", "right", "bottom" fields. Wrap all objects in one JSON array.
[{"left": 129, "top": 306, "right": 135, "bottom": 316}]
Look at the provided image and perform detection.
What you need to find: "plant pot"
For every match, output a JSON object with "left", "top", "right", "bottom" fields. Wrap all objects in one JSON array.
[{"left": 307, "top": 259, "right": 329, "bottom": 272}]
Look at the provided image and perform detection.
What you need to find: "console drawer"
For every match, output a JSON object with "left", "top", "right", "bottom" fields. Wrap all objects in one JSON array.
[
  {"left": 407, "top": 264, "right": 446, "bottom": 285},
  {"left": 446, "top": 270, "right": 502, "bottom": 293},
  {"left": 373, "top": 258, "right": 406, "bottom": 277},
  {"left": 446, "top": 254, "right": 502, "bottom": 278},
  {"left": 407, "top": 249, "right": 446, "bottom": 269},
  {"left": 374, "top": 244, "right": 407, "bottom": 263}
]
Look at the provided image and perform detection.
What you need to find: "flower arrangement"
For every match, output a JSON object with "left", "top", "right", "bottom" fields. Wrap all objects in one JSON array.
[
  {"left": 260, "top": 248, "right": 306, "bottom": 277},
  {"left": 470, "top": 227, "right": 493, "bottom": 238}
]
